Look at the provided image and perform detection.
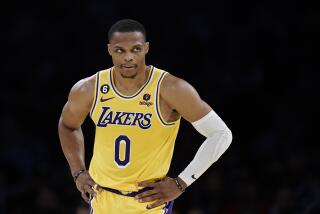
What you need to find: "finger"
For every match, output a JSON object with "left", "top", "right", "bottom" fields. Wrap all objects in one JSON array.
[
  {"left": 162, "top": 177, "right": 172, "bottom": 181},
  {"left": 137, "top": 181, "right": 158, "bottom": 188},
  {"left": 77, "top": 184, "right": 86, "bottom": 194},
  {"left": 84, "top": 185, "right": 97, "bottom": 197},
  {"left": 135, "top": 189, "right": 158, "bottom": 199},
  {"left": 76, "top": 183, "right": 83, "bottom": 192},
  {"left": 147, "top": 199, "right": 166, "bottom": 209},
  {"left": 81, "top": 192, "right": 90, "bottom": 203},
  {"left": 93, "top": 184, "right": 103, "bottom": 191},
  {"left": 138, "top": 194, "right": 161, "bottom": 203}
]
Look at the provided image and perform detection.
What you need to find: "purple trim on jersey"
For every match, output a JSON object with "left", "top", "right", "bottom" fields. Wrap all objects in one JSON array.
[
  {"left": 101, "top": 186, "right": 154, "bottom": 197},
  {"left": 163, "top": 201, "right": 174, "bottom": 214},
  {"left": 155, "top": 72, "right": 175, "bottom": 126},
  {"left": 96, "top": 185, "right": 173, "bottom": 213},
  {"left": 109, "top": 66, "right": 154, "bottom": 99},
  {"left": 90, "top": 72, "right": 100, "bottom": 117}
]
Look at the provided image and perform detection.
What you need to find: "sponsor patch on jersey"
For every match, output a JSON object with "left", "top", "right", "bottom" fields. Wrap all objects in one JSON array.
[
  {"left": 140, "top": 93, "right": 153, "bottom": 107},
  {"left": 139, "top": 101, "right": 153, "bottom": 107},
  {"left": 143, "top": 93, "right": 151, "bottom": 101}
]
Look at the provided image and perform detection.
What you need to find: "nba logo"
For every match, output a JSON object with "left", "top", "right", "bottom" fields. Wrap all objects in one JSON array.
[{"left": 143, "top": 93, "right": 151, "bottom": 101}]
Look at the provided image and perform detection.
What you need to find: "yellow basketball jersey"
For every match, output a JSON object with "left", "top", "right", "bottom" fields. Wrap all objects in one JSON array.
[{"left": 89, "top": 66, "right": 180, "bottom": 191}]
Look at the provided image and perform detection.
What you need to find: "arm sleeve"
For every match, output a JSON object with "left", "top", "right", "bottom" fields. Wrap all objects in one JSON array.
[{"left": 178, "top": 110, "right": 233, "bottom": 186}]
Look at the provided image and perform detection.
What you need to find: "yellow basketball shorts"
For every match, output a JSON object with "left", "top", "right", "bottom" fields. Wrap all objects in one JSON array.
[{"left": 89, "top": 186, "right": 174, "bottom": 214}]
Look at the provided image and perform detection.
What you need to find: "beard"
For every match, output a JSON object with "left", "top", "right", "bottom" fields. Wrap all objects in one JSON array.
[
  {"left": 119, "top": 64, "right": 139, "bottom": 79},
  {"left": 120, "top": 72, "right": 137, "bottom": 79},
  {"left": 120, "top": 71, "right": 138, "bottom": 79}
]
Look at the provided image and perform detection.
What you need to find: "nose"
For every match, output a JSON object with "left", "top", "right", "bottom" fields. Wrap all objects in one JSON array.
[{"left": 124, "top": 52, "right": 134, "bottom": 62}]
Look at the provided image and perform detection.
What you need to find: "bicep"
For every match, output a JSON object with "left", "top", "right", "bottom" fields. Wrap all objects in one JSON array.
[
  {"left": 60, "top": 79, "right": 93, "bottom": 129},
  {"left": 175, "top": 89, "right": 211, "bottom": 123},
  {"left": 163, "top": 77, "right": 212, "bottom": 123},
  {"left": 60, "top": 101, "right": 88, "bottom": 129}
]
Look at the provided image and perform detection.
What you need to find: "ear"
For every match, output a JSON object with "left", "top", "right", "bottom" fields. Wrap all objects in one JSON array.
[
  {"left": 107, "top": 44, "right": 112, "bottom": 56},
  {"left": 145, "top": 42, "right": 149, "bottom": 54}
]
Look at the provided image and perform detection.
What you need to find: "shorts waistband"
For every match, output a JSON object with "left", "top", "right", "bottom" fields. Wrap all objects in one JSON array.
[{"left": 101, "top": 186, "right": 153, "bottom": 197}]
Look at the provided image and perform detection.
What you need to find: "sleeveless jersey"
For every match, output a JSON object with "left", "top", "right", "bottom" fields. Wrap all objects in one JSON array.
[{"left": 89, "top": 66, "right": 180, "bottom": 191}]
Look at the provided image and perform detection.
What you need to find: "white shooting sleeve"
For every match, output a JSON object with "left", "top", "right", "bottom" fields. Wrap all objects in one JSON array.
[{"left": 178, "top": 110, "right": 233, "bottom": 186}]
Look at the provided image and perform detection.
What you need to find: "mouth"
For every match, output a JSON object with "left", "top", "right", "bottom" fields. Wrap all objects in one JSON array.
[
  {"left": 120, "top": 64, "right": 137, "bottom": 69},
  {"left": 118, "top": 64, "right": 138, "bottom": 79}
]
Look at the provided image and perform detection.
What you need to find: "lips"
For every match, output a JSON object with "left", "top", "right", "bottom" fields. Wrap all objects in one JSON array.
[{"left": 121, "top": 64, "right": 137, "bottom": 69}]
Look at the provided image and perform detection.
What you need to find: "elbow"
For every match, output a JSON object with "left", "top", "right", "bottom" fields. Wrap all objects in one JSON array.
[
  {"left": 226, "top": 127, "right": 232, "bottom": 141},
  {"left": 58, "top": 116, "right": 65, "bottom": 130},
  {"left": 58, "top": 116, "right": 72, "bottom": 132},
  {"left": 58, "top": 116, "right": 80, "bottom": 132},
  {"left": 58, "top": 116, "right": 65, "bottom": 135},
  {"left": 225, "top": 127, "right": 233, "bottom": 146}
]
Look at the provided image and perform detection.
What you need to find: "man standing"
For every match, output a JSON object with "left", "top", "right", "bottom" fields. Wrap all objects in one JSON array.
[{"left": 58, "top": 19, "right": 232, "bottom": 213}]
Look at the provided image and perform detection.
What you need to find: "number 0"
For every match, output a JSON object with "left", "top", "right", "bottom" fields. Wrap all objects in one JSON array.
[{"left": 114, "top": 135, "right": 131, "bottom": 168}]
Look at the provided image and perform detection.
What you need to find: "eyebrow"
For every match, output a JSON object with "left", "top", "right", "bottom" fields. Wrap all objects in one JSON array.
[
  {"left": 113, "top": 44, "right": 143, "bottom": 49},
  {"left": 113, "top": 45, "right": 124, "bottom": 49}
]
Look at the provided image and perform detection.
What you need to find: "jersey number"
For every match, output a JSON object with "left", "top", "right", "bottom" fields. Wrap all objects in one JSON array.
[{"left": 114, "top": 135, "right": 131, "bottom": 168}]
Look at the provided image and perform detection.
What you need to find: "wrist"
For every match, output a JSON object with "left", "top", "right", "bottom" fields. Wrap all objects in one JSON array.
[
  {"left": 73, "top": 169, "right": 86, "bottom": 182},
  {"left": 71, "top": 164, "right": 86, "bottom": 177},
  {"left": 174, "top": 177, "right": 187, "bottom": 193},
  {"left": 176, "top": 177, "right": 188, "bottom": 189}
]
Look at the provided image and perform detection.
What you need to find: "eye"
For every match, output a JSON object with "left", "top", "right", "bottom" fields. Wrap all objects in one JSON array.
[
  {"left": 133, "top": 47, "right": 142, "bottom": 52},
  {"left": 115, "top": 49, "right": 123, "bottom": 54}
]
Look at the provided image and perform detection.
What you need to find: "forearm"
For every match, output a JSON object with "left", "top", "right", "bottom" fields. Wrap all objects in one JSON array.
[
  {"left": 58, "top": 117, "right": 86, "bottom": 175},
  {"left": 178, "top": 128, "right": 232, "bottom": 186},
  {"left": 178, "top": 110, "right": 233, "bottom": 186}
]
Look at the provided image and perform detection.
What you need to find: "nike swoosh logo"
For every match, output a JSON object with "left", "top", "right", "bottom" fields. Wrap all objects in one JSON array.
[
  {"left": 191, "top": 174, "right": 197, "bottom": 180},
  {"left": 100, "top": 97, "right": 115, "bottom": 102}
]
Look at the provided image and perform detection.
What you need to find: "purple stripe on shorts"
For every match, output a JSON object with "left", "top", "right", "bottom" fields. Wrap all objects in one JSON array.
[
  {"left": 89, "top": 195, "right": 94, "bottom": 214},
  {"left": 89, "top": 203, "right": 93, "bottom": 214},
  {"left": 163, "top": 201, "right": 174, "bottom": 214}
]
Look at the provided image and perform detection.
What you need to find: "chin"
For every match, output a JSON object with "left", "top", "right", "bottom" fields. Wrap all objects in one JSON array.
[{"left": 120, "top": 69, "right": 138, "bottom": 79}]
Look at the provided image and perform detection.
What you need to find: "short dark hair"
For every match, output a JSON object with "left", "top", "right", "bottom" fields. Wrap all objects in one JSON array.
[{"left": 108, "top": 19, "right": 147, "bottom": 42}]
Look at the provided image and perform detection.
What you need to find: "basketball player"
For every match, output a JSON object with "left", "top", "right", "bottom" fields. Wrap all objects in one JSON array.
[{"left": 58, "top": 19, "right": 232, "bottom": 213}]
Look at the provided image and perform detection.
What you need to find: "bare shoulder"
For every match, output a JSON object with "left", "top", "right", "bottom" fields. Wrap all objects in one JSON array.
[
  {"left": 69, "top": 74, "right": 95, "bottom": 99},
  {"left": 68, "top": 74, "right": 96, "bottom": 109},
  {"left": 160, "top": 72, "right": 211, "bottom": 122},
  {"left": 160, "top": 73, "right": 199, "bottom": 102}
]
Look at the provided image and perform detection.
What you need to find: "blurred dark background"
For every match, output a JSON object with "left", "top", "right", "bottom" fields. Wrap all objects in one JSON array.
[{"left": 1, "top": 0, "right": 319, "bottom": 213}]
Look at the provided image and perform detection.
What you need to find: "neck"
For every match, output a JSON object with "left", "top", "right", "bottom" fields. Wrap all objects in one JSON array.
[{"left": 113, "top": 65, "right": 150, "bottom": 94}]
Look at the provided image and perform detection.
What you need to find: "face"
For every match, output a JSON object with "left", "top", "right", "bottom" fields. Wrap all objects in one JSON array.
[{"left": 108, "top": 31, "right": 149, "bottom": 79}]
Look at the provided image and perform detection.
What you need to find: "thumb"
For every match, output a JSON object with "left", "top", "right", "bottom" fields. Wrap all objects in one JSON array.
[
  {"left": 137, "top": 181, "right": 158, "bottom": 187},
  {"left": 93, "top": 184, "right": 103, "bottom": 191}
]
